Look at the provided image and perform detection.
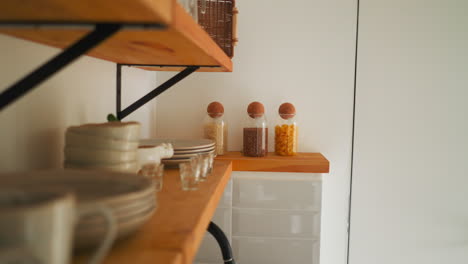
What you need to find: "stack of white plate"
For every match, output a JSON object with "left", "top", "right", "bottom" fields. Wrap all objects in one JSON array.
[
  {"left": 64, "top": 122, "right": 141, "bottom": 173},
  {"left": 0, "top": 169, "right": 156, "bottom": 250},
  {"left": 139, "top": 139, "right": 215, "bottom": 166}
]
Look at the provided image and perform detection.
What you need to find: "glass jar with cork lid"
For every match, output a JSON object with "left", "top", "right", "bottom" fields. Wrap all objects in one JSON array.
[
  {"left": 275, "top": 103, "right": 298, "bottom": 156},
  {"left": 243, "top": 101, "right": 268, "bottom": 157},
  {"left": 203, "top": 101, "right": 227, "bottom": 155}
]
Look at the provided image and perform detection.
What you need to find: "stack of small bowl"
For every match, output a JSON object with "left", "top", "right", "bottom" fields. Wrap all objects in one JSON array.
[{"left": 64, "top": 122, "right": 141, "bottom": 173}]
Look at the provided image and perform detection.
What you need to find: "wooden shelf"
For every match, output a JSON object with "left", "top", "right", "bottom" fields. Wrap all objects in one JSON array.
[
  {"left": 215, "top": 152, "right": 330, "bottom": 173},
  {"left": 74, "top": 160, "right": 233, "bottom": 264},
  {"left": 0, "top": 0, "right": 232, "bottom": 72},
  {"left": 0, "top": 0, "right": 172, "bottom": 24}
]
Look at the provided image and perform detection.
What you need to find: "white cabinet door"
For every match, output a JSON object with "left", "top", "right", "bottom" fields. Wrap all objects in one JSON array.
[{"left": 350, "top": 1, "right": 468, "bottom": 264}]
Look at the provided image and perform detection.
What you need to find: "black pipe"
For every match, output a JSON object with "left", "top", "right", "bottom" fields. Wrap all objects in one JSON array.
[{"left": 207, "top": 221, "right": 236, "bottom": 264}]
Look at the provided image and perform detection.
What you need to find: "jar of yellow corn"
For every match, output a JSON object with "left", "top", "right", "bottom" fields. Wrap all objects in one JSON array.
[{"left": 275, "top": 103, "right": 297, "bottom": 156}]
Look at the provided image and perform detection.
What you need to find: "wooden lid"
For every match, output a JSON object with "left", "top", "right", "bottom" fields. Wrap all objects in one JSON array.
[
  {"left": 247, "top": 101, "right": 265, "bottom": 118},
  {"left": 207, "top": 102, "right": 224, "bottom": 118},
  {"left": 279, "top": 103, "right": 296, "bottom": 119}
]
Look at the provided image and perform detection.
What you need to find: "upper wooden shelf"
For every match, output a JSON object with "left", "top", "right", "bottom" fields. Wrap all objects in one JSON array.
[
  {"left": 0, "top": 0, "right": 232, "bottom": 72},
  {"left": 75, "top": 160, "right": 233, "bottom": 264},
  {"left": 0, "top": 0, "right": 172, "bottom": 24},
  {"left": 215, "top": 152, "right": 330, "bottom": 173}
]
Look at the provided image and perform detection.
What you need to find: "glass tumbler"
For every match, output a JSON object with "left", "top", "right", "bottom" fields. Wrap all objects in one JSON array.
[
  {"left": 207, "top": 152, "right": 215, "bottom": 175},
  {"left": 179, "top": 162, "right": 199, "bottom": 191},
  {"left": 199, "top": 154, "right": 210, "bottom": 181},
  {"left": 138, "top": 163, "right": 164, "bottom": 191},
  {"left": 190, "top": 154, "right": 202, "bottom": 180},
  {"left": 154, "top": 164, "right": 164, "bottom": 191}
]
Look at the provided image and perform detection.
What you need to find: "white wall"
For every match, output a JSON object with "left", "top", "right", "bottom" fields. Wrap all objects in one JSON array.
[
  {"left": 155, "top": 0, "right": 357, "bottom": 263},
  {"left": 0, "top": 34, "right": 157, "bottom": 172},
  {"left": 349, "top": 0, "right": 468, "bottom": 263}
]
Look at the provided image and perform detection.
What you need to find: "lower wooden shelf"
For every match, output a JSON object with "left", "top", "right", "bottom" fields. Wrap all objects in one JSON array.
[
  {"left": 74, "top": 160, "right": 232, "bottom": 264},
  {"left": 215, "top": 151, "right": 330, "bottom": 173},
  {"left": 74, "top": 152, "right": 328, "bottom": 264}
]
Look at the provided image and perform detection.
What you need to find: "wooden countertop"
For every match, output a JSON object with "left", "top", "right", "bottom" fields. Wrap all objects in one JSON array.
[
  {"left": 75, "top": 160, "right": 233, "bottom": 264},
  {"left": 215, "top": 152, "right": 330, "bottom": 173}
]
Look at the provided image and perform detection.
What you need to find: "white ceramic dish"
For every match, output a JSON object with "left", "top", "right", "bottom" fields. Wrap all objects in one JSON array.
[
  {"left": 0, "top": 190, "right": 76, "bottom": 264},
  {"left": 64, "top": 147, "right": 137, "bottom": 164},
  {"left": 75, "top": 204, "right": 156, "bottom": 249},
  {"left": 0, "top": 170, "right": 155, "bottom": 206},
  {"left": 65, "top": 131, "right": 139, "bottom": 151},
  {"left": 171, "top": 150, "right": 215, "bottom": 159},
  {"left": 140, "top": 138, "right": 214, "bottom": 151},
  {"left": 64, "top": 161, "right": 139, "bottom": 173},
  {"left": 161, "top": 158, "right": 191, "bottom": 167},
  {"left": 137, "top": 143, "right": 174, "bottom": 168},
  {"left": 0, "top": 170, "right": 156, "bottom": 250},
  {"left": 67, "top": 122, "right": 141, "bottom": 141},
  {"left": 173, "top": 146, "right": 215, "bottom": 154},
  {"left": 78, "top": 195, "right": 155, "bottom": 228},
  {"left": 78, "top": 202, "right": 155, "bottom": 234}
]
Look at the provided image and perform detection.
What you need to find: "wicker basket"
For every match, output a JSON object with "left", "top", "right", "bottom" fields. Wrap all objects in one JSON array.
[{"left": 198, "top": 0, "right": 238, "bottom": 58}]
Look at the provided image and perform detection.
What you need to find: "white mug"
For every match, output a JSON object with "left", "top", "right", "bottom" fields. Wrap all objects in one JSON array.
[{"left": 0, "top": 189, "right": 116, "bottom": 264}]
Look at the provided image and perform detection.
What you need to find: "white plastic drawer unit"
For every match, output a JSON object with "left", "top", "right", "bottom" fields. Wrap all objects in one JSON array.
[
  {"left": 195, "top": 172, "right": 323, "bottom": 264},
  {"left": 232, "top": 172, "right": 322, "bottom": 211},
  {"left": 232, "top": 236, "right": 320, "bottom": 264},
  {"left": 232, "top": 208, "right": 321, "bottom": 238}
]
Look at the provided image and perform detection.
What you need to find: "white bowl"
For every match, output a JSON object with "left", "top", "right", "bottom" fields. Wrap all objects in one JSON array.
[
  {"left": 64, "top": 147, "right": 137, "bottom": 164},
  {"left": 64, "top": 161, "right": 139, "bottom": 173},
  {"left": 137, "top": 143, "right": 174, "bottom": 169},
  {"left": 67, "top": 122, "right": 141, "bottom": 141},
  {"left": 65, "top": 131, "right": 139, "bottom": 151}
]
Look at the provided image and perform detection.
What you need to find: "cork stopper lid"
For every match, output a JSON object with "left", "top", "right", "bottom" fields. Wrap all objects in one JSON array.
[
  {"left": 207, "top": 101, "right": 224, "bottom": 118},
  {"left": 279, "top": 102, "right": 296, "bottom": 119},
  {"left": 247, "top": 101, "right": 265, "bottom": 118}
]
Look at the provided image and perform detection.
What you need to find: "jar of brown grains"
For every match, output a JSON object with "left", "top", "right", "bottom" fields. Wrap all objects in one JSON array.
[
  {"left": 242, "top": 101, "right": 268, "bottom": 157},
  {"left": 203, "top": 101, "right": 228, "bottom": 155}
]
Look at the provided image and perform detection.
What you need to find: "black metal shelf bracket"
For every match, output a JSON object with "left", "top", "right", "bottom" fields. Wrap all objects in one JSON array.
[
  {"left": 116, "top": 64, "right": 201, "bottom": 120},
  {"left": 207, "top": 221, "right": 236, "bottom": 264},
  {"left": 0, "top": 23, "right": 122, "bottom": 111}
]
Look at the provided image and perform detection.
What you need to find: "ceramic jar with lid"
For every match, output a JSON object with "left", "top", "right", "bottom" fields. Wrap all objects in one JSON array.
[
  {"left": 242, "top": 101, "right": 268, "bottom": 157},
  {"left": 203, "top": 102, "right": 228, "bottom": 155},
  {"left": 275, "top": 103, "right": 298, "bottom": 156}
]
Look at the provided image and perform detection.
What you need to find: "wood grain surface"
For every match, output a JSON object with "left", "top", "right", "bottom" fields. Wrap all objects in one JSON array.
[
  {"left": 74, "top": 160, "right": 233, "bottom": 264},
  {"left": 0, "top": 2, "right": 232, "bottom": 72},
  {"left": 215, "top": 152, "right": 330, "bottom": 173},
  {"left": 0, "top": 0, "right": 173, "bottom": 24}
]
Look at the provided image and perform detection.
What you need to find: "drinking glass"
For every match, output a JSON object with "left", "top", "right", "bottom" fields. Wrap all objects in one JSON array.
[
  {"left": 199, "top": 154, "right": 210, "bottom": 181},
  {"left": 189, "top": 154, "right": 202, "bottom": 180},
  {"left": 154, "top": 164, "right": 164, "bottom": 191},
  {"left": 138, "top": 163, "right": 164, "bottom": 191},
  {"left": 199, "top": 152, "right": 215, "bottom": 180},
  {"left": 206, "top": 152, "right": 215, "bottom": 175},
  {"left": 179, "top": 162, "right": 199, "bottom": 191}
]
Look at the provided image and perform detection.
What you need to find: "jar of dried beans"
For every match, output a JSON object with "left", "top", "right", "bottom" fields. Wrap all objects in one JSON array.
[
  {"left": 275, "top": 103, "right": 297, "bottom": 156},
  {"left": 203, "top": 101, "right": 228, "bottom": 155},
  {"left": 243, "top": 102, "right": 268, "bottom": 157}
]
